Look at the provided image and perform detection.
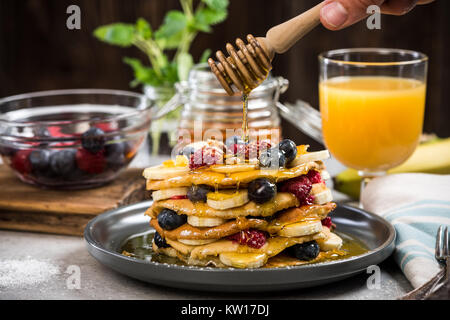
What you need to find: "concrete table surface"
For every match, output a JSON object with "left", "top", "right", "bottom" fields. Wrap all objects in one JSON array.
[{"left": 0, "top": 230, "right": 412, "bottom": 300}]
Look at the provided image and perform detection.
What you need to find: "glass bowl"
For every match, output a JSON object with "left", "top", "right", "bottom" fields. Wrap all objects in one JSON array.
[{"left": 0, "top": 89, "right": 154, "bottom": 189}]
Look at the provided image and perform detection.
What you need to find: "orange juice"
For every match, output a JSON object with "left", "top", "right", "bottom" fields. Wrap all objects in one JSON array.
[{"left": 319, "top": 76, "right": 426, "bottom": 172}]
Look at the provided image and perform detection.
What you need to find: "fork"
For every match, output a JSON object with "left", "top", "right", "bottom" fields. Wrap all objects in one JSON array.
[
  {"left": 400, "top": 225, "right": 448, "bottom": 300},
  {"left": 435, "top": 225, "right": 449, "bottom": 280}
]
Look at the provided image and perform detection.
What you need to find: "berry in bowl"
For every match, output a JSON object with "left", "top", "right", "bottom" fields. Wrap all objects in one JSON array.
[{"left": 0, "top": 89, "right": 154, "bottom": 189}]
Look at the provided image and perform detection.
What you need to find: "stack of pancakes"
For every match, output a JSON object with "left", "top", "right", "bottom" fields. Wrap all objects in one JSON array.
[{"left": 143, "top": 142, "right": 344, "bottom": 268}]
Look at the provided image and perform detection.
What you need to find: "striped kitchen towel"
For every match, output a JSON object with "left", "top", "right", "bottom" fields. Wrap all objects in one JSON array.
[{"left": 361, "top": 173, "right": 450, "bottom": 288}]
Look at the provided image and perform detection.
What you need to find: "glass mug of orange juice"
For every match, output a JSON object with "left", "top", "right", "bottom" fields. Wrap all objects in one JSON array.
[{"left": 319, "top": 48, "right": 428, "bottom": 205}]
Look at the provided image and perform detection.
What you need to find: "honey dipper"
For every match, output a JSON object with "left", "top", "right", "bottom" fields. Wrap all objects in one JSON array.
[{"left": 208, "top": 2, "right": 324, "bottom": 95}]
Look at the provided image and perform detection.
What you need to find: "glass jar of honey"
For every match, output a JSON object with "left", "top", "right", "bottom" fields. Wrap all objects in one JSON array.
[{"left": 158, "top": 63, "right": 289, "bottom": 145}]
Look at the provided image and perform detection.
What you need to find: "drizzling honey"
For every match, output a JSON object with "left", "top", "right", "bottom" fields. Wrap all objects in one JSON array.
[
  {"left": 241, "top": 93, "right": 249, "bottom": 143},
  {"left": 240, "top": 69, "right": 269, "bottom": 143}
]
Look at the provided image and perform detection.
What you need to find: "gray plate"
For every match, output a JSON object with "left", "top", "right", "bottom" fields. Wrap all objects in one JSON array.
[{"left": 84, "top": 201, "right": 395, "bottom": 292}]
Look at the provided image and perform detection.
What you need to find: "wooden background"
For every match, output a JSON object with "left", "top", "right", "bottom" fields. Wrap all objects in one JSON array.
[{"left": 0, "top": 0, "right": 449, "bottom": 145}]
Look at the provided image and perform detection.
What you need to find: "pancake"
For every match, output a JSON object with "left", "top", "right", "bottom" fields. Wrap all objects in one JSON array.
[
  {"left": 151, "top": 243, "right": 178, "bottom": 258},
  {"left": 266, "top": 202, "right": 336, "bottom": 234},
  {"left": 141, "top": 141, "right": 342, "bottom": 269},
  {"left": 264, "top": 249, "right": 348, "bottom": 268},
  {"left": 150, "top": 202, "right": 335, "bottom": 241},
  {"left": 146, "top": 161, "right": 321, "bottom": 190},
  {"left": 153, "top": 230, "right": 345, "bottom": 268},
  {"left": 153, "top": 243, "right": 227, "bottom": 267},
  {"left": 165, "top": 232, "right": 326, "bottom": 260},
  {"left": 154, "top": 239, "right": 346, "bottom": 269},
  {"left": 148, "top": 192, "right": 299, "bottom": 219},
  {"left": 151, "top": 217, "right": 267, "bottom": 240}
]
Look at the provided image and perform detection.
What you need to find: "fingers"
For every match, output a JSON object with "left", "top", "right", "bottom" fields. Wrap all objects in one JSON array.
[
  {"left": 380, "top": 0, "right": 434, "bottom": 15},
  {"left": 319, "top": 0, "right": 434, "bottom": 30},
  {"left": 380, "top": 0, "right": 418, "bottom": 16},
  {"left": 320, "top": 0, "right": 385, "bottom": 30}
]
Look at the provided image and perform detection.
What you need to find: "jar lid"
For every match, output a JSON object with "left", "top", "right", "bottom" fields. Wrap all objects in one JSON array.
[{"left": 187, "top": 63, "right": 280, "bottom": 95}]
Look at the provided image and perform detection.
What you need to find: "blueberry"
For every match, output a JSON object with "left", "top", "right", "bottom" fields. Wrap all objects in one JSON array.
[
  {"left": 157, "top": 208, "right": 187, "bottom": 230},
  {"left": 259, "top": 148, "right": 286, "bottom": 168},
  {"left": 105, "top": 141, "right": 126, "bottom": 169},
  {"left": 81, "top": 127, "right": 105, "bottom": 153},
  {"left": 29, "top": 149, "right": 51, "bottom": 174},
  {"left": 50, "top": 150, "right": 76, "bottom": 177},
  {"left": 225, "top": 135, "right": 245, "bottom": 149},
  {"left": 178, "top": 145, "right": 195, "bottom": 157},
  {"left": 187, "top": 184, "right": 213, "bottom": 202},
  {"left": 291, "top": 241, "right": 320, "bottom": 261},
  {"left": 248, "top": 178, "right": 277, "bottom": 204},
  {"left": 106, "top": 141, "right": 125, "bottom": 156},
  {"left": 153, "top": 231, "right": 170, "bottom": 248},
  {"left": 278, "top": 139, "right": 297, "bottom": 163}
]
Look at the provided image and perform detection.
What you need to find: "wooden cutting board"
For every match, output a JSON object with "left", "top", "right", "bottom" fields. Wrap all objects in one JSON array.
[{"left": 0, "top": 165, "right": 147, "bottom": 236}]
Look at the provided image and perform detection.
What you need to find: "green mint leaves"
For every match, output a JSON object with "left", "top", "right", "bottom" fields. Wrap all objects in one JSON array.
[
  {"left": 93, "top": 23, "right": 136, "bottom": 47},
  {"left": 93, "top": 0, "right": 228, "bottom": 88}
]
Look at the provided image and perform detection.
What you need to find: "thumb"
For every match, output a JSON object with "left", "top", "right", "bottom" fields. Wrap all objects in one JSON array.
[{"left": 320, "top": 0, "right": 386, "bottom": 30}]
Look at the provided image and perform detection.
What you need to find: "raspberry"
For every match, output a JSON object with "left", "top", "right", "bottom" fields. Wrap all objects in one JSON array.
[
  {"left": 47, "top": 126, "right": 72, "bottom": 138},
  {"left": 170, "top": 195, "right": 188, "bottom": 200},
  {"left": 247, "top": 140, "right": 271, "bottom": 159},
  {"left": 11, "top": 150, "right": 32, "bottom": 174},
  {"left": 94, "top": 123, "right": 113, "bottom": 133},
  {"left": 321, "top": 217, "right": 332, "bottom": 228},
  {"left": 280, "top": 175, "right": 312, "bottom": 205},
  {"left": 231, "top": 143, "right": 246, "bottom": 157},
  {"left": 304, "top": 195, "right": 315, "bottom": 205},
  {"left": 307, "top": 170, "right": 322, "bottom": 184},
  {"left": 258, "top": 140, "right": 272, "bottom": 152},
  {"left": 228, "top": 229, "right": 267, "bottom": 249},
  {"left": 76, "top": 148, "right": 106, "bottom": 174},
  {"left": 231, "top": 140, "right": 272, "bottom": 160},
  {"left": 189, "top": 146, "right": 222, "bottom": 169}
]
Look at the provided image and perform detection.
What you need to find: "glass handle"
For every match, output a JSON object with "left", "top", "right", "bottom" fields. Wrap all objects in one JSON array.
[
  {"left": 153, "top": 93, "right": 183, "bottom": 120},
  {"left": 276, "top": 100, "right": 324, "bottom": 144},
  {"left": 153, "top": 81, "right": 188, "bottom": 120},
  {"left": 273, "top": 77, "right": 289, "bottom": 105}
]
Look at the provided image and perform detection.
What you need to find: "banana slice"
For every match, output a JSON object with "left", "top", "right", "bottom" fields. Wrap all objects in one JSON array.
[
  {"left": 143, "top": 165, "right": 190, "bottom": 180},
  {"left": 210, "top": 163, "right": 258, "bottom": 173},
  {"left": 317, "top": 232, "right": 343, "bottom": 251},
  {"left": 187, "top": 215, "right": 227, "bottom": 227},
  {"left": 278, "top": 220, "right": 323, "bottom": 237},
  {"left": 321, "top": 170, "right": 331, "bottom": 181},
  {"left": 187, "top": 141, "right": 209, "bottom": 150},
  {"left": 152, "top": 187, "right": 188, "bottom": 201},
  {"left": 289, "top": 150, "right": 330, "bottom": 167},
  {"left": 207, "top": 190, "right": 249, "bottom": 210},
  {"left": 175, "top": 155, "right": 189, "bottom": 167},
  {"left": 219, "top": 252, "right": 268, "bottom": 269},
  {"left": 311, "top": 183, "right": 327, "bottom": 195},
  {"left": 313, "top": 189, "right": 333, "bottom": 205},
  {"left": 178, "top": 239, "right": 217, "bottom": 246}
]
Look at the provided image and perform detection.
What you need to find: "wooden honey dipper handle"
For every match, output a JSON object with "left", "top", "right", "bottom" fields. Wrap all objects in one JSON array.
[{"left": 263, "top": 2, "right": 324, "bottom": 55}]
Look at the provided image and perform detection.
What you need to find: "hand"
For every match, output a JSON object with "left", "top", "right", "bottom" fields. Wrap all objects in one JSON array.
[{"left": 319, "top": 0, "right": 435, "bottom": 30}]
